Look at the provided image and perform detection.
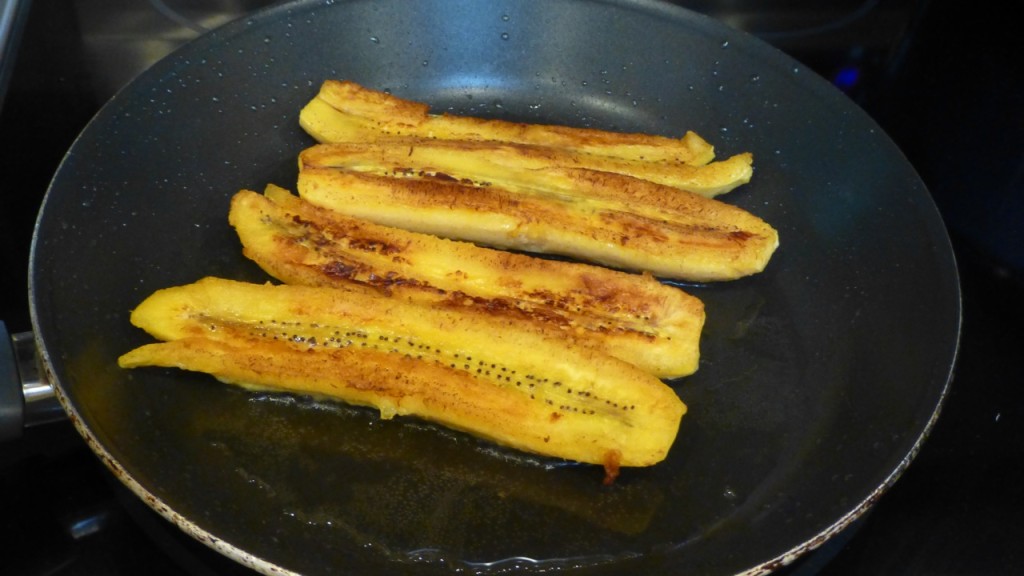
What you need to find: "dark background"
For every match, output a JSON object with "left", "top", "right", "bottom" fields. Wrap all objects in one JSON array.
[{"left": 2, "top": 1, "right": 1022, "bottom": 574}]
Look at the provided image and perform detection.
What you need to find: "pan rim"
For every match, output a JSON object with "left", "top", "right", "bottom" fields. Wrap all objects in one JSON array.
[{"left": 26, "top": 0, "right": 962, "bottom": 574}]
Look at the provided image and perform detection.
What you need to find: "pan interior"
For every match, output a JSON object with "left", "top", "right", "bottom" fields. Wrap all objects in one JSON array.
[{"left": 29, "top": 1, "right": 960, "bottom": 574}]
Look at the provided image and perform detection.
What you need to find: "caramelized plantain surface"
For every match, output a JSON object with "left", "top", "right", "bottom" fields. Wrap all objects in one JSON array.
[
  {"left": 229, "top": 185, "right": 704, "bottom": 378},
  {"left": 298, "top": 143, "right": 778, "bottom": 282},
  {"left": 300, "top": 79, "right": 718, "bottom": 168},
  {"left": 299, "top": 135, "right": 751, "bottom": 198},
  {"left": 118, "top": 277, "right": 686, "bottom": 469}
]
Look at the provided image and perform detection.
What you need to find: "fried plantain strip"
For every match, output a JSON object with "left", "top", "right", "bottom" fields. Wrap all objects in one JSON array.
[
  {"left": 297, "top": 144, "right": 779, "bottom": 282},
  {"left": 118, "top": 277, "right": 686, "bottom": 469},
  {"left": 300, "top": 79, "right": 718, "bottom": 168},
  {"left": 229, "top": 185, "right": 704, "bottom": 378},
  {"left": 299, "top": 134, "right": 751, "bottom": 199}
]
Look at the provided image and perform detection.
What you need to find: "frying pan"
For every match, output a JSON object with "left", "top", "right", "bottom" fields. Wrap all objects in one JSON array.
[{"left": 2, "top": 0, "right": 960, "bottom": 574}]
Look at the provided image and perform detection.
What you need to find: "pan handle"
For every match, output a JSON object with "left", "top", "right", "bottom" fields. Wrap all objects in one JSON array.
[{"left": 1, "top": 321, "right": 65, "bottom": 442}]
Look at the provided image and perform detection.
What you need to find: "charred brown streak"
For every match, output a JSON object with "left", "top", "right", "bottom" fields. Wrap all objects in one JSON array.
[
  {"left": 320, "top": 261, "right": 363, "bottom": 280},
  {"left": 429, "top": 171, "right": 458, "bottom": 183},
  {"left": 442, "top": 291, "right": 575, "bottom": 328},
  {"left": 286, "top": 213, "right": 332, "bottom": 248},
  {"left": 318, "top": 265, "right": 446, "bottom": 298},
  {"left": 292, "top": 207, "right": 408, "bottom": 257},
  {"left": 728, "top": 230, "right": 754, "bottom": 241},
  {"left": 346, "top": 236, "right": 404, "bottom": 255},
  {"left": 440, "top": 290, "right": 652, "bottom": 338}
]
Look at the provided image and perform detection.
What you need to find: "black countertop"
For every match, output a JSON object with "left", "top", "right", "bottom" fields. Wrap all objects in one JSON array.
[{"left": 2, "top": 1, "right": 1022, "bottom": 574}]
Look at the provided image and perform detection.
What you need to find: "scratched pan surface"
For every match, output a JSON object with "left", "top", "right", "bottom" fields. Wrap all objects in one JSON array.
[{"left": 29, "top": 0, "right": 960, "bottom": 574}]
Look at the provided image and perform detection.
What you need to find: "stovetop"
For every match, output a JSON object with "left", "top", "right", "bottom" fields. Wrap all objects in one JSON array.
[{"left": 2, "top": 1, "right": 1022, "bottom": 575}]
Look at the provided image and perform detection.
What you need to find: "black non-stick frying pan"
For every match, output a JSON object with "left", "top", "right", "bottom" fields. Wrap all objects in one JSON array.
[{"left": 7, "top": 0, "right": 961, "bottom": 574}]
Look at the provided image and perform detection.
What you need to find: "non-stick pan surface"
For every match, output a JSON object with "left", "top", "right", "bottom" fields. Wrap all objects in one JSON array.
[{"left": 30, "top": 1, "right": 960, "bottom": 574}]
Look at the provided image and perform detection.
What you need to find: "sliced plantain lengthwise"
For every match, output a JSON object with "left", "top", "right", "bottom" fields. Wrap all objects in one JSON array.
[
  {"left": 300, "top": 79, "right": 719, "bottom": 171},
  {"left": 301, "top": 134, "right": 751, "bottom": 199},
  {"left": 297, "top": 142, "right": 779, "bottom": 282},
  {"left": 117, "top": 277, "right": 686, "bottom": 475},
  {"left": 229, "top": 185, "right": 704, "bottom": 378}
]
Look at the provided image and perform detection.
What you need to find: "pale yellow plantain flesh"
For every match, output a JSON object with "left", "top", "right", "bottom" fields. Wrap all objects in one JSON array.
[
  {"left": 297, "top": 143, "right": 779, "bottom": 282},
  {"left": 229, "top": 185, "right": 704, "bottom": 378},
  {"left": 117, "top": 277, "right": 686, "bottom": 469},
  {"left": 300, "top": 79, "right": 718, "bottom": 169}
]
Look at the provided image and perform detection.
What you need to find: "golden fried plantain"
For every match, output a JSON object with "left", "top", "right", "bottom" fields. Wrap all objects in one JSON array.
[
  {"left": 298, "top": 80, "right": 761, "bottom": 197},
  {"left": 297, "top": 142, "right": 778, "bottom": 282},
  {"left": 118, "top": 277, "right": 687, "bottom": 470},
  {"left": 300, "top": 79, "right": 718, "bottom": 168},
  {"left": 229, "top": 185, "right": 704, "bottom": 378}
]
